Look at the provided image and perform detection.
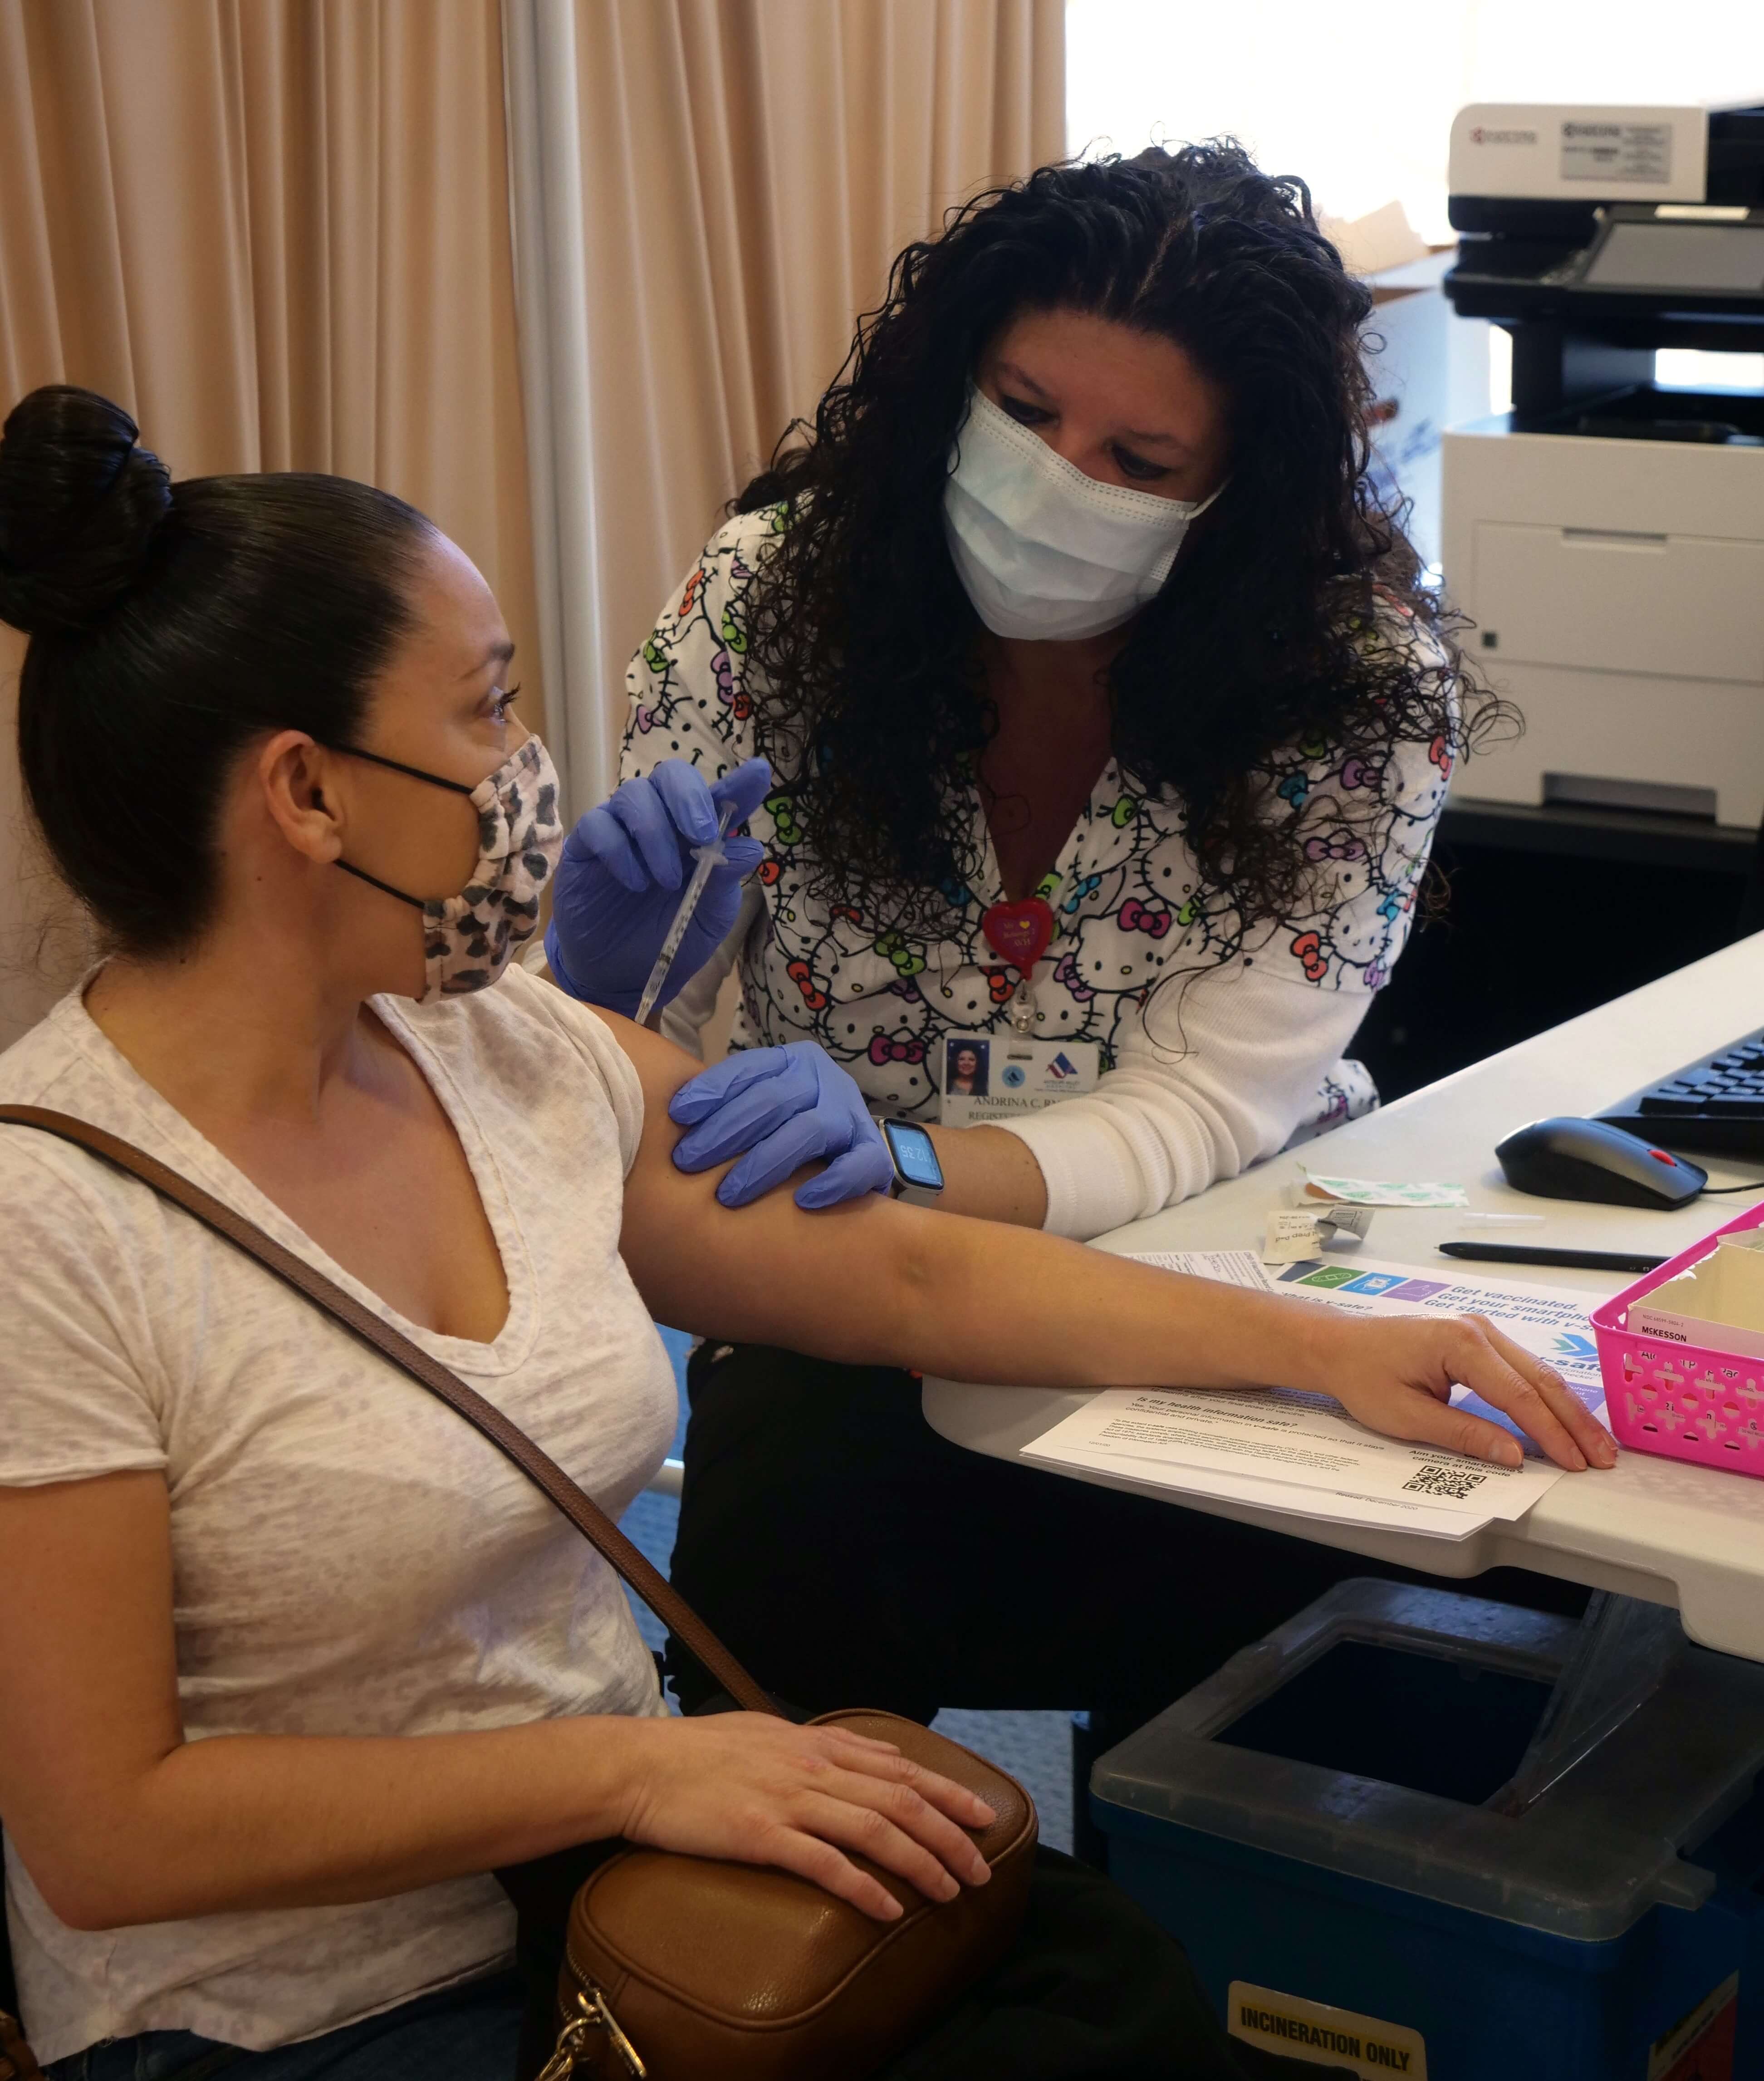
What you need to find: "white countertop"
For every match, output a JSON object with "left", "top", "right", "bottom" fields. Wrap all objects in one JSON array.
[{"left": 923, "top": 931, "right": 1764, "bottom": 1660}]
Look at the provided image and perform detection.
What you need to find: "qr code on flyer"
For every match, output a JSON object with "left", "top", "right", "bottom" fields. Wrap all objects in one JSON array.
[{"left": 1402, "top": 1464, "right": 1487, "bottom": 1501}]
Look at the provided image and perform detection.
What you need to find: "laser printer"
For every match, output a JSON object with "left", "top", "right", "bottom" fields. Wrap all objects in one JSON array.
[{"left": 1441, "top": 102, "right": 1764, "bottom": 828}]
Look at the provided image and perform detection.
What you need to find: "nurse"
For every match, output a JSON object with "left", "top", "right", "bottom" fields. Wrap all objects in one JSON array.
[{"left": 545, "top": 144, "right": 1525, "bottom": 1726}]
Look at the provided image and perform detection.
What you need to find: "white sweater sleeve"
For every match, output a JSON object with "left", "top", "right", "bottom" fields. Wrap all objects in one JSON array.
[
  {"left": 1006, "top": 696, "right": 1450, "bottom": 1239},
  {"left": 1004, "top": 960, "right": 1372, "bottom": 1239}
]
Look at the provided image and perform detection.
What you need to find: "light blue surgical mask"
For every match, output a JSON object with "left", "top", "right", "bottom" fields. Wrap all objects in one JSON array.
[{"left": 942, "top": 384, "right": 1225, "bottom": 641}]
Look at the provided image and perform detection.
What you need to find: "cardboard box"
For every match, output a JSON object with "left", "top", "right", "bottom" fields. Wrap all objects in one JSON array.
[{"left": 1632, "top": 1233, "right": 1764, "bottom": 1362}]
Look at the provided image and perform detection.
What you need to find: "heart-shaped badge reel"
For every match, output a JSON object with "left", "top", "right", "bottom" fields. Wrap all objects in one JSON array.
[{"left": 981, "top": 897, "right": 1055, "bottom": 975}]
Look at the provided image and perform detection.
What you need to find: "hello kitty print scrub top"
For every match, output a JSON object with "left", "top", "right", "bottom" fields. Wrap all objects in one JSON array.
[{"left": 623, "top": 505, "right": 1452, "bottom": 1241}]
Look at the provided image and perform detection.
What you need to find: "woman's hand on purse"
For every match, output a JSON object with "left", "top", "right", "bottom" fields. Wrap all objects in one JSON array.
[
  {"left": 617, "top": 1714, "right": 995, "bottom": 1921},
  {"left": 1297, "top": 1308, "right": 1618, "bottom": 1471},
  {"left": 669, "top": 1041, "right": 895, "bottom": 1209},
  {"left": 544, "top": 758, "right": 772, "bottom": 1016}
]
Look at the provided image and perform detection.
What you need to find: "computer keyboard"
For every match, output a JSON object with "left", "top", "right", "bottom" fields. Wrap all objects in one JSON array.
[{"left": 1600, "top": 1026, "right": 1764, "bottom": 1158}]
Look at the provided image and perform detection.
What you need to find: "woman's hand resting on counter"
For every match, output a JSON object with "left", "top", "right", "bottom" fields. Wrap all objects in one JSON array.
[{"left": 1295, "top": 1307, "right": 1617, "bottom": 1471}]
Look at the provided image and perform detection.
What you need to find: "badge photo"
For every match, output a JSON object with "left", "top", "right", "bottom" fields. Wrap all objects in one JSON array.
[{"left": 945, "top": 1037, "right": 991, "bottom": 1098}]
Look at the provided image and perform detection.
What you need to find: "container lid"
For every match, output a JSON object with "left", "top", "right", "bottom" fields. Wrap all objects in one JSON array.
[{"left": 1091, "top": 1580, "right": 1764, "bottom": 1940}]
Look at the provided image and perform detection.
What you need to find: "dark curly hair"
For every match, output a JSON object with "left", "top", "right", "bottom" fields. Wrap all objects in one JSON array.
[{"left": 733, "top": 140, "right": 1488, "bottom": 943}]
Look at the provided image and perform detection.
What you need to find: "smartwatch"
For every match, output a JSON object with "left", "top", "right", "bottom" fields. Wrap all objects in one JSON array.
[{"left": 882, "top": 1118, "right": 946, "bottom": 1205}]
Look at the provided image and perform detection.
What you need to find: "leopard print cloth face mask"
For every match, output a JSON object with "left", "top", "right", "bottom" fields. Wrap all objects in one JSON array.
[{"left": 335, "top": 734, "right": 564, "bottom": 1001}]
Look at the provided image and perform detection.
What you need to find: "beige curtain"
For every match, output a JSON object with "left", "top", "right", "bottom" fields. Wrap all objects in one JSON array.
[
  {"left": 504, "top": 0, "right": 1066, "bottom": 813},
  {"left": 0, "top": 0, "right": 540, "bottom": 1043},
  {"left": 0, "top": 0, "right": 1063, "bottom": 1043}
]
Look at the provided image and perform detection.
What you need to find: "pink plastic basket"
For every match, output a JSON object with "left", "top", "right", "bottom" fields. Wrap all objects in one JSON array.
[{"left": 1592, "top": 1198, "right": 1764, "bottom": 1476}]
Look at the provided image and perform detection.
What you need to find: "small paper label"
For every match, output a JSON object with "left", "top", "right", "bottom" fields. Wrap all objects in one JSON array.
[
  {"left": 1265, "top": 1205, "right": 1374, "bottom": 1264},
  {"left": 1630, "top": 1302, "right": 1764, "bottom": 1365},
  {"left": 1561, "top": 119, "right": 1672, "bottom": 184},
  {"left": 1266, "top": 1210, "right": 1330, "bottom": 1264},
  {"left": 938, "top": 1037, "right": 1098, "bottom": 1126},
  {"left": 1229, "top": 1981, "right": 1427, "bottom": 2077},
  {"left": 1304, "top": 1174, "right": 1468, "bottom": 1209},
  {"left": 1647, "top": 1971, "right": 1738, "bottom": 2080}
]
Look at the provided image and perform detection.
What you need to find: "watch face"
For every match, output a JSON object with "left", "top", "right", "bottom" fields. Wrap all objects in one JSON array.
[{"left": 885, "top": 1121, "right": 945, "bottom": 1190}]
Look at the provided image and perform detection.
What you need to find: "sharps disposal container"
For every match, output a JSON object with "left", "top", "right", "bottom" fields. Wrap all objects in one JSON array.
[{"left": 1090, "top": 1581, "right": 1764, "bottom": 2081}]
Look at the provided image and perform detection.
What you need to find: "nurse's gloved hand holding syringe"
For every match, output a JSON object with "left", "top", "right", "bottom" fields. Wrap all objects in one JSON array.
[
  {"left": 548, "top": 756, "right": 894, "bottom": 1208},
  {"left": 632, "top": 795, "right": 743, "bottom": 1027},
  {"left": 544, "top": 758, "right": 771, "bottom": 1018}
]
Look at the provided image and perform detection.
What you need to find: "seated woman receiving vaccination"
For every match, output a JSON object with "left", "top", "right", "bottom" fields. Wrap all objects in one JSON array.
[{"left": 0, "top": 385, "right": 1612, "bottom": 2081}]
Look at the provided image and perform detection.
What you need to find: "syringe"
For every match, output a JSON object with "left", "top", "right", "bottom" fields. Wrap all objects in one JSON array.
[{"left": 632, "top": 798, "right": 740, "bottom": 1027}]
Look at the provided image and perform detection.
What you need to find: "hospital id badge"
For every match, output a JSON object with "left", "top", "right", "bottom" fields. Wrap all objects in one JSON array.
[{"left": 937, "top": 1036, "right": 1100, "bottom": 1127}]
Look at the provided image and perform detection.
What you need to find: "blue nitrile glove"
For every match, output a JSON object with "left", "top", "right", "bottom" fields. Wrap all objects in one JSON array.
[
  {"left": 669, "top": 1042, "right": 897, "bottom": 1210},
  {"left": 544, "top": 757, "right": 772, "bottom": 1017}
]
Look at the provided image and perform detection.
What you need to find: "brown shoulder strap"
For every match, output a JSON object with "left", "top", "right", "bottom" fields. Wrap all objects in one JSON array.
[{"left": 0, "top": 1105, "right": 775, "bottom": 1717}]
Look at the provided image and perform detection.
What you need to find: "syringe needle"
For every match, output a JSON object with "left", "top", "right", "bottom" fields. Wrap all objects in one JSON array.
[{"left": 632, "top": 798, "right": 740, "bottom": 1028}]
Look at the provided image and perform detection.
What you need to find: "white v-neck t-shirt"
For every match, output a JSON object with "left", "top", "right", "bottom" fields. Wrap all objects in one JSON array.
[{"left": 0, "top": 965, "right": 677, "bottom": 2065}]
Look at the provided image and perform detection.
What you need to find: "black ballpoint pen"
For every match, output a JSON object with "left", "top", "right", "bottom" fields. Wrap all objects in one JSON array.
[{"left": 1438, "top": 1241, "right": 1668, "bottom": 1275}]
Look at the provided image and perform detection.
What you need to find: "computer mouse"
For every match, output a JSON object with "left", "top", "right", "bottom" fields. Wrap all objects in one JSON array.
[{"left": 1495, "top": 1116, "right": 1707, "bottom": 1209}]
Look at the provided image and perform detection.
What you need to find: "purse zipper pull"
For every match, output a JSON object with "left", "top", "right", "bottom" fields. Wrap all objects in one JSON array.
[{"left": 536, "top": 1987, "right": 647, "bottom": 2080}]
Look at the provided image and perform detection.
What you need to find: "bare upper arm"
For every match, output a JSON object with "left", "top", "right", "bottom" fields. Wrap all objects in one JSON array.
[
  {"left": 595, "top": 1005, "right": 710, "bottom": 1126},
  {"left": 0, "top": 1470, "right": 182, "bottom": 1922},
  {"left": 601, "top": 1012, "right": 926, "bottom": 1356}
]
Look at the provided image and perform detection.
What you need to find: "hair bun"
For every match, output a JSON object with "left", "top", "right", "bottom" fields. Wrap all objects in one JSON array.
[{"left": 0, "top": 386, "right": 172, "bottom": 635}]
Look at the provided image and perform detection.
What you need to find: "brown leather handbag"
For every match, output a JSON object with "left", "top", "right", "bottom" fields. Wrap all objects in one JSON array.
[{"left": 0, "top": 1108, "right": 1038, "bottom": 2081}]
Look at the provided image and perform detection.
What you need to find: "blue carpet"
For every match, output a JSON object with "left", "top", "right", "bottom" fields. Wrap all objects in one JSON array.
[{"left": 617, "top": 1327, "right": 1074, "bottom": 1852}]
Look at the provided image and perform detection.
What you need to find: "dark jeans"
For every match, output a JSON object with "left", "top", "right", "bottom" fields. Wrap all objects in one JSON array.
[
  {"left": 878, "top": 1845, "right": 1350, "bottom": 2079},
  {"left": 44, "top": 1970, "right": 523, "bottom": 2081},
  {"left": 665, "top": 1340, "right": 1590, "bottom": 1723},
  {"left": 44, "top": 1862, "right": 1338, "bottom": 2081}
]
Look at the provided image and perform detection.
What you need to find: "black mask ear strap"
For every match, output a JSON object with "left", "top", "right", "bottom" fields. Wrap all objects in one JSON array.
[
  {"left": 333, "top": 744, "right": 476, "bottom": 796},
  {"left": 326, "top": 741, "right": 474, "bottom": 909},
  {"left": 334, "top": 858, "right": 428, "bottom": 910}
]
